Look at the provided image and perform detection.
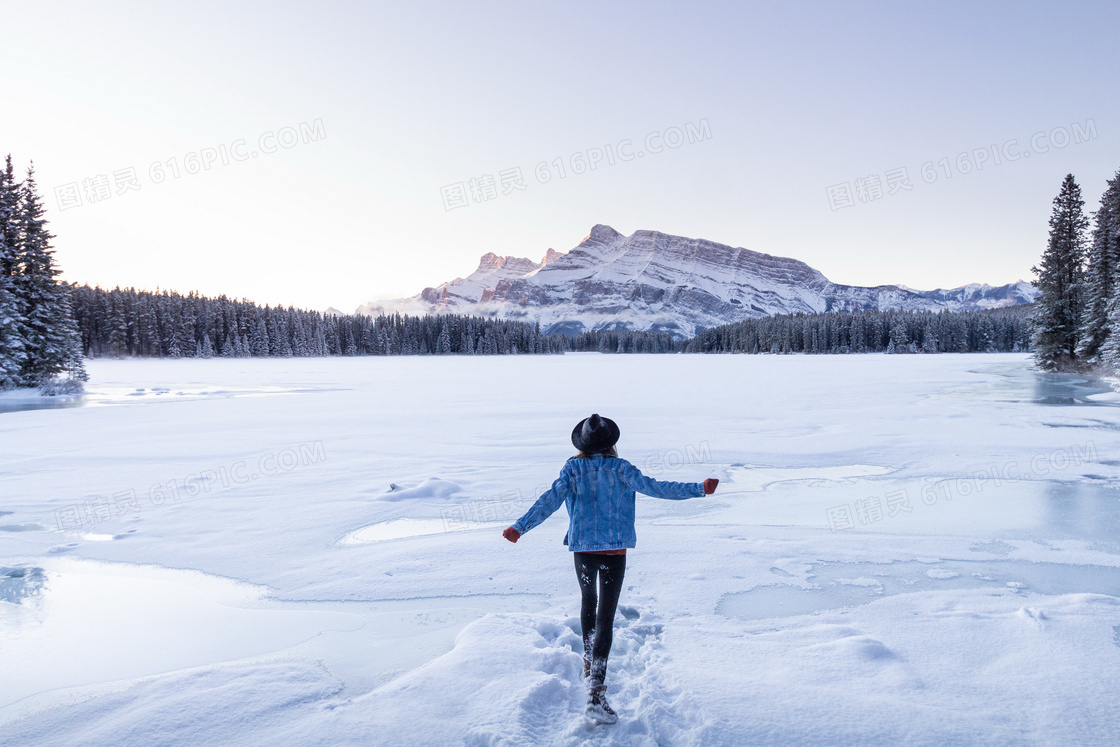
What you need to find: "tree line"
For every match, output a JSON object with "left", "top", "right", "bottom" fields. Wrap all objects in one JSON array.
[
  {"left": 680, "top": 305, "right": 1032, "bottom": 354},
  {"left": 1031, "top": 169, "right": 1120, "bottom": 371},
  {"left": 69, "top": 285, "right": 1033, "bottom": 361},
  {"left": 0, "top": 156, "right": 86, "bottom": 391},
  {"left": 70, "top": 285, "right": 570, "bottom": 359},
  {"left": 569, "top": 328, "right": 679, "bottom": 354}
]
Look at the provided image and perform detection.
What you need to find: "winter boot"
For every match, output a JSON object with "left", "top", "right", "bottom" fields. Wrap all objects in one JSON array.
[
  {"left": 586, "top": 683, "right": 617, "bottom": 725},
  {"left": 582, "top": 655, "right": 591, "bottom": 680}
]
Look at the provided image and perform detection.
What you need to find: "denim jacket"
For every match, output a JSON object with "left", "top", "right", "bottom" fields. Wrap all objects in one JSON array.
[{"left": 511, "top": 454, "right": 705, "bottom": 551}]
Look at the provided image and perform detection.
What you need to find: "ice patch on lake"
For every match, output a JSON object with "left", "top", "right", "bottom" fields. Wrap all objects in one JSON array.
[
  {"left": 725, "top": 464, "right": 893, "bottom": 491},
  {"left": 717, "top": 559, "right": 1120, "bottom": 620},
  {"left": 0, "top": 558, "right": 364, "bottom": 710},
  {"left": 0, "top": 383, "right": 334, "bottom": 414},
  {"left": 938, "top": 363, "right": 1119, "bottom": 407},
  {"left": 0, "top": 566, "right": 46, "bottom": 604},
  {"left": 0, "top": 394, "right": 84, "bottom": 413},
  {"left": 339, "top": 517, "right": 503, "bottom": 545},
  {"left": 0, "top": 524, "right": 45, "bottom": 533}
]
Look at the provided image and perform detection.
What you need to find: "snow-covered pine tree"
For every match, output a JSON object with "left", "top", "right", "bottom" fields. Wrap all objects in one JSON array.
[
  {"left": 0, "top": 155, "right": 26, "bottom": 388},
  {"left": 1031, "top": 174, "right": 1090, "bottom": 371},
  {"left": 921, "top": 321, "right": 939, "bottom": 353},
  {"left": 437, "top": 323, "right": 452, "bottom": 354},
  {"left": 886, "top": 316, "right": 909, "bottom": 353},
  {"left": 1089, "top": 173, "right": 1120, "bottom": 370},
  {"left": 977, "top": 317, "right": 997, "bottom": 353},
  {"left": 1076, "top": 171, "right": 1120, "bottom": 362},
  {"left": 142, "top": 298, "right": 160, "bottom": 356},
  {"left": 1100, "top": 305, "right": 1120, "bottom": 370},
  {"left": 293, "top": 316, "right": 309, "bottom": 356},
  {"left": 251, "top": 316, "right": 269, "bottom": 356},
  {"left": 1084, "top": 171, "right": 1120, "bottom": 367},
  {"left": 108, "top": 296, "right": 129, "bottom": 356},
  {"left": 267, "top": 313, "right": 284, "bottom": 356},
  {"left": 13, "top": 164, "right": 87, "bottom": 386}
]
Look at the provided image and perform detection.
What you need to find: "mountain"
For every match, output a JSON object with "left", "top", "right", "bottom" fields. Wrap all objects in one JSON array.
[{"left": 355, "top": 225, "right": 1038, "bottom": 339}]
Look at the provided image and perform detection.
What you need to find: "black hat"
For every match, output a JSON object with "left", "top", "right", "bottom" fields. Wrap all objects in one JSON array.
[{"left": 571, "top": 413, "right": 620, "bottom": 453}]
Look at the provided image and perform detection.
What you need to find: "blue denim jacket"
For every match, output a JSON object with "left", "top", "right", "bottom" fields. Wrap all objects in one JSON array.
[{"left": 512, "top": 454, "right": 705, "bottom": 551}]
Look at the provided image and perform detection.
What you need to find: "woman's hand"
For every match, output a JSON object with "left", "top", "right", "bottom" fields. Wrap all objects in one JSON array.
[
  {"left": 703, "top": 478, "right": 719, "bottom": 495},
  {"left": 503, "top": 527, "right": 521, "bottom": 543}
]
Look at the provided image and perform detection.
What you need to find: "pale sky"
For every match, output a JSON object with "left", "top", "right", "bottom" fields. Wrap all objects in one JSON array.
[{"left": 3, "top": 0, "right": 1118, "bottom": 313}]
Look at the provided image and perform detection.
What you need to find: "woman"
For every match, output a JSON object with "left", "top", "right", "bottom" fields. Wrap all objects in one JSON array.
[{"left": 502, "top": 413, "right": 718, "bottom": 724}]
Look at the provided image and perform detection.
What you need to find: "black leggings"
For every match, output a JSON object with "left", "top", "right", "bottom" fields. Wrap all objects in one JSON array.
[{"left": 574, "top": 552, "right": 626, "bottom": 685}]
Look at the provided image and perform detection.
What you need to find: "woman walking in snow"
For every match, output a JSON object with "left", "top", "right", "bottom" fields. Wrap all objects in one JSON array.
[{"left": 502, "top": 414, "right": 718, "bottom": 724}]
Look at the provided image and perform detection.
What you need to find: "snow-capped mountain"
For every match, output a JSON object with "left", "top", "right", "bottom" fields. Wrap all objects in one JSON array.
[{"left": 356, "top": 225, "right": 1037, "bottom": 339}]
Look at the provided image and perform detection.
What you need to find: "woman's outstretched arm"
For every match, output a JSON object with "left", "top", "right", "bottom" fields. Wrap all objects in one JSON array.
[
  {"left": 619, "top": 460, "right": 714, "bottom": 500},
  {"left": 506, "top": 465, "right": 573, "bottom": 539}
]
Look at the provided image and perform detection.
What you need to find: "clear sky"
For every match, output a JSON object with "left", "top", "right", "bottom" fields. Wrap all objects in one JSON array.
[{"left": 3, "top": 0, "right": 1118, "bottom": 312}]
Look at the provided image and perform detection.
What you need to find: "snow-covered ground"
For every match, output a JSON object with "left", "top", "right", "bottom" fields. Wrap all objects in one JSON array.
[{"left": 2, "top": 353, "right": 1119, "bottom": 745}]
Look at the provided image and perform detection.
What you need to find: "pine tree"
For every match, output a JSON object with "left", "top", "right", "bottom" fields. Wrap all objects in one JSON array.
[
  {"left": 1099, "top": 302, "right": 1120, "bottom": 369},
  {"left": 977, "top": 317, "right": 996, "bottom": 353},
  {"left": 108, "top": 297, "right": 129, "bottom": 356},
  {"left": 921, "top": 321, "right": 939, "bottom": 353},
  {"left": 0, "top": 155, "right": 26, "bottom": 388},
  {"left": 886, "top": 316, "right": 909, "bottom": 353},
  {"left": 251, "top": 317, "right": 268, "bottom": 356},
  {"left": 1092, "top": 175, "right": 1120, "bottom": 370},
  {"left": 13, "top": 164, "right": 87, "bottom": 385},
  {"left": 1076, "top": 171, "right": 1120, "bottom": 362},
  {"left": 436, "top": 323, "right": 452, "bottom": 354},
  {"left": 1032, "top": 174, "right": 1090, "bottom": 371}
]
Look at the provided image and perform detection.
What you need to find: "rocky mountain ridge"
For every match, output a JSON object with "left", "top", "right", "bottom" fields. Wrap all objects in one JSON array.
[{"left": 355, "top": 225, "right": 1036, "bottom": 339}]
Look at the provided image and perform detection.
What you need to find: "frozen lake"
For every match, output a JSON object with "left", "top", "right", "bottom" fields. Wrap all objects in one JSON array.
[{"left": 1, "top": 353, "right": 1119, "bottom": 745}]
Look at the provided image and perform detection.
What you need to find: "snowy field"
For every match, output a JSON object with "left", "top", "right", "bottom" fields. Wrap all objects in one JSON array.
[{"left": 2, "top": 352, "right": 1120, "bottom": 746}]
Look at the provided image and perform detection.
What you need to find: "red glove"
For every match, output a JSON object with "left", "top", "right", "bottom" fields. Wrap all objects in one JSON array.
[
  {"left": 503, "top": 527, "right": 521, "bottom": 543},
  {"left": 703, "top": 478, "right": 719, "bottom": 495}
]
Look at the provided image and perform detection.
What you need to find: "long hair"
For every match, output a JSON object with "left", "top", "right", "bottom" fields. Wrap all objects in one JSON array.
[{"left": 575, "top": 446, "right": 618, "bottom": 459}]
